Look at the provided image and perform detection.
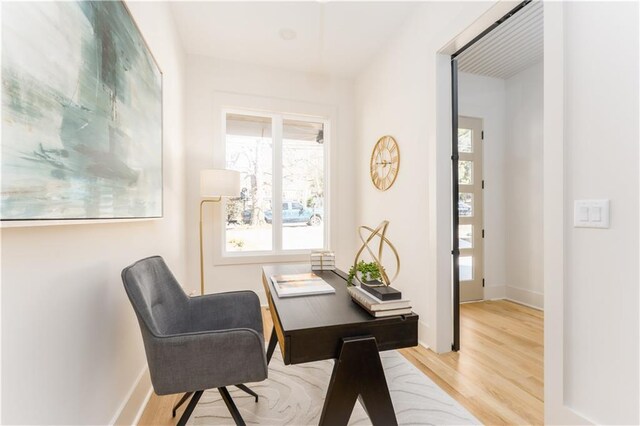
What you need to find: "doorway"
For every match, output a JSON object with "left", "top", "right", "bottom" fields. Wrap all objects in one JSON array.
[{"left": 450, "top": 0, "right": 543, "bottom": 351}]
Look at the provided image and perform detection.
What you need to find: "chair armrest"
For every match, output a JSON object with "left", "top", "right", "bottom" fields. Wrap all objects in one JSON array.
[
  {"left": 145, "top": 328, "right": 268, "bottom": 395},
  {"left": 188, "top": 290, "right": 263, "bottom": 334}
]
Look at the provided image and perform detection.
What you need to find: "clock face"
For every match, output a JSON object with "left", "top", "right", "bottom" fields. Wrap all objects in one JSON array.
[{"left": 370, "top": 135, "right": 400, "bottom": 191}]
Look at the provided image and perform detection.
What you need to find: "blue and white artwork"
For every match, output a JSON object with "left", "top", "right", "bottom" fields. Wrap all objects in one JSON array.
[{"left": 1, "top": 1, "right": 162, "bottom": 221}]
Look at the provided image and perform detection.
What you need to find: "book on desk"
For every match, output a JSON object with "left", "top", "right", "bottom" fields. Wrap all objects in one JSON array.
[
  {"left": 347, "top": 285, "right": 412, "bottom": 317},
  {"left": 310, "top": 250, "right": 336, "bottom": 271},
  {"left": 270, "top": 272, "right": 336, "bottom": 298}
]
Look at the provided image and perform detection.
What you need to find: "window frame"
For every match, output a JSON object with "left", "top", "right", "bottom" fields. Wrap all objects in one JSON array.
[{"left": 218, "top": 106, "right": 331, "bottom": 263}]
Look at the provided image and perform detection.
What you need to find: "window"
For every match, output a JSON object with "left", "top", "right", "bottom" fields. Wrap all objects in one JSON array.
[{"left": 224, "top": 110, "right": 328, "bottom": 256}]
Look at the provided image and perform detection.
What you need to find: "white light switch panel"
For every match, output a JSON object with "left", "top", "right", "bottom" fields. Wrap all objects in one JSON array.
[{"left": 574, "top": 199, "right": 610, "bottom": 228}]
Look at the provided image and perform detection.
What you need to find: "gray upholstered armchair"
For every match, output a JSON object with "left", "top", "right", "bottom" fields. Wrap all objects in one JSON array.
[{"left": 122, "top": 256, "right": 267, "bottom": 426}]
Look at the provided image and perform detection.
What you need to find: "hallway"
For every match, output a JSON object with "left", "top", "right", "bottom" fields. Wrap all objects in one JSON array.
[{"left": 401, "top": 300, "right": 543, "bottom": 425}]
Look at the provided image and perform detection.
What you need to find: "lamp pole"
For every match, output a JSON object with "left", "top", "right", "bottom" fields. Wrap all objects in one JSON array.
[{"left": 199, "top": 197, "right": 221, "bottom": 295}]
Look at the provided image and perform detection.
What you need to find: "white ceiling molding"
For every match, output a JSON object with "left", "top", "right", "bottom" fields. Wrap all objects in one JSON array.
[
  {"left": 169, "top": 2, "right": 419, "bottom": 78},
  {"left": 457, "top": 1, "right": 543, "bottom": 80}
]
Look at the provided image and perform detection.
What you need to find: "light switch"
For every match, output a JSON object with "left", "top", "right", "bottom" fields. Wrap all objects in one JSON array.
[
  {"left": 574, "top": 199, "right": 610, "bottom": 228},
  {"left": 579, "top": 206, "right": 589, "bottom": 222}
]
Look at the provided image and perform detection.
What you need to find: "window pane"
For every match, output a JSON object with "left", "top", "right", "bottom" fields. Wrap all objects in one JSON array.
[
  {"left": 458, "top": 193, "right": 473, "bottom": 217},
  {"left": 460, "top": 256, "right": 473, "bottom": 281},
  {"left": 459, "top": 160, "right": 473, "bottom": 184},
  {"left": 282, "top": 119, "right": 325, "bottom": 250},
  {"left": 458, "top": 128, "right": 473, "bottom": 153},
  {"left": 225, "top": 113, "right": 273, "bottom": 252},
  {"left": 459, "top": 225, "right": 473, "bottom": 248}
]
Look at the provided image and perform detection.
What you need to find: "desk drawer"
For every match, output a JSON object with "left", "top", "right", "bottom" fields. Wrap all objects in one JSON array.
[{"left": 287, "top": 317, "right": 418, "bottom": 365}]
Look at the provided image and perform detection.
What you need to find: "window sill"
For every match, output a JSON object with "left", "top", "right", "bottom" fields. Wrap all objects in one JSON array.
[{"left": 213, "top": 251, "right": 316, "bottom": 266}]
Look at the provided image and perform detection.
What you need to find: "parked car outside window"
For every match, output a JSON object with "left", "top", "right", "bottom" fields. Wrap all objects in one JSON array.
[{"left": 250, "top": 200, "right": 323, "bottom": 226}]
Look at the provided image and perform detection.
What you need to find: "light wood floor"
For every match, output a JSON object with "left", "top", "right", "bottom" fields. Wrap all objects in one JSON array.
[{"left": 139, "top": 300, "right": 543, "bottom": 426}]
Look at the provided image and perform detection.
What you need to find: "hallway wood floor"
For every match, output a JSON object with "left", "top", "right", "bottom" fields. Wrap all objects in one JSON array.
[
  {"left": 138, "top": 300, "right": 543, "bottom": 425},
  {"left": 401, "top": 300, "right": 544, "bottom": 425}
]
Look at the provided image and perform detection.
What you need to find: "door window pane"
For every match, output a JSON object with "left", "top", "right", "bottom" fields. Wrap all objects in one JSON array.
[
  {"left": 458, "top": 128, "right": 473, "bottom": 153},
  {"left": 459, "top": 160, "right": 473, "bottom": 184},
  {"left": 225, "top": 113, "right": 273, "bottom": 252},
  {"left": 458, "top": 193, "right": 473, "bottom": 217},
  {"left": 459, "top": 225, "right": 473, "bottom": 249},
  {"left": 460, "top": 256, "right": 473, "bottom": 281},
  {"left": 282, "top": 119, "right": 325, "bottom": 250}
]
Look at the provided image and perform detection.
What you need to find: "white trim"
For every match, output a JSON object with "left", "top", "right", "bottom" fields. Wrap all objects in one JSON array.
[
  {"left": 418, "top": 321, "right": 431, "bottom": 351},
  {"left": 505, "top": 286, "right": 543, "bottom": 310},
  {"left": 543, "top": 3, "right": 589, "bottom": 424},
  {"left": 504, "top": 298, "right": 543, "bottom": 312},
  {"left": 209, "top": 92, "right": 336, "bottom": 266},
  {"left": 211, "top": 253, "right": 309, "bottom": 266},
  {"left": 433, "top": 52, "right": 454, "bottom": 353},
  {"left": 272, "top": 113, "right": 284, "bottom": 252},
  {"left": 470, "top": 296, "right": 543, "bottom": 312},
  {"left": 110, "top": 366, "right": 153, "bottom": 426},
  {"left": 433, "top": 0, "right": 520, "bottom": 355}
]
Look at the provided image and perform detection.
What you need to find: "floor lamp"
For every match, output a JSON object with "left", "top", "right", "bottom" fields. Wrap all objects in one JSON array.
[{"left": 200, "top": 169, "right": 241, "bottom": 295}]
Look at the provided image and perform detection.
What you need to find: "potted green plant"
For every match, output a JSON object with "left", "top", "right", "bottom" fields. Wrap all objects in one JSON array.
[{"left": 347, "top": 260, "right": 384, "bottom": 286}]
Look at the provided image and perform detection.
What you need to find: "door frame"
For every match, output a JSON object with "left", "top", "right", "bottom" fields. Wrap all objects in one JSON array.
[
  {"left": 449, "top": 0, "right": 532, "bottom": 351},
  {"left": 443, "top": 1, "right": 588, "bottom": 423}
]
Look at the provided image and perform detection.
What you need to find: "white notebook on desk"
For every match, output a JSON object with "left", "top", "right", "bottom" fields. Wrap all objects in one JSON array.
[{"left": 270, "top": 273, "right": 336, "bottom": 298}]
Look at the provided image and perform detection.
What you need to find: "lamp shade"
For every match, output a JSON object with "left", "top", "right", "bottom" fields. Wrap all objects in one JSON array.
[{"left": 200, "top": 169, "right": 241, "bottom": 198}]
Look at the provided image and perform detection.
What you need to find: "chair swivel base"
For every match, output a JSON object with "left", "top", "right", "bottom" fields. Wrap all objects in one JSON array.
[
  {"left": 172, "top": 385, "right": 258, "bottom": 426},
  {"left": 176, "top": 390, "right": 203, "bottom": 426}
]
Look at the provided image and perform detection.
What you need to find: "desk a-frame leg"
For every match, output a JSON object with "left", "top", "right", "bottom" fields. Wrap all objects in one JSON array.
[
  {"left": 266, "top": 326, "right": 278, "bottom": 364},
  {"left": 319, "top": 336, "right": 398, "bottom": 426}
]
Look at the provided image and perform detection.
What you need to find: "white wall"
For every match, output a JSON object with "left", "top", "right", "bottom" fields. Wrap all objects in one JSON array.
[
  {"left": 354, "top": 1, "right": 497, "bottom": 352},
  {"left": 0, "top": 2, "right": 187, "bottom": 424},
  {"left": 184, "top": 55, "right": 357, "bottom": 300},
  {"left": 504, "top": 62, "right": 544, "bottom": 308},
  {"left": 457, "top": 72, "right": 507, "bottom": 300},
  {"left": 561, "top": 2, "right": 639, "bottom": 423},
  {"left": 356, "top": 2, "right": 640, "bottom": 422},
  {"left": 459, "top": 64, "right": 544, "bottom": 309}
]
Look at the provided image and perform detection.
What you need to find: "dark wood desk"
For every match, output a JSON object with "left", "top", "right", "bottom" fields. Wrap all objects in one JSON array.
[{"left": 262, "top": 264, "right": 418, "bottom": 426}]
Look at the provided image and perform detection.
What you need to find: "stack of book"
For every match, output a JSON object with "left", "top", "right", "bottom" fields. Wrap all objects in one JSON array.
[
  {"left": 347, "top": 285, "right": 412, "bottom": 317},
  {"left": 310, "top": 250, "right": 336, "bottom": 271}
]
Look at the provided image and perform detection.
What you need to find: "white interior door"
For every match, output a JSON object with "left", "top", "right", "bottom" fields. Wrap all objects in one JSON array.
[{"left": 458, "top": 116, "right": 484, "bottom": 302}]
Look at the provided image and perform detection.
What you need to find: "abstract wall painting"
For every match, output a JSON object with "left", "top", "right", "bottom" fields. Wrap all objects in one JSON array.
[{"left": 1, "top": 1, "right": 162, "bottom": 221}]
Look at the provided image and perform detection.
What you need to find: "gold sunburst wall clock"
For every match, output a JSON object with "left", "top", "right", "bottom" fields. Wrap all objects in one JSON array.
[{"left": 370, "top": 135, "right": 400, "bottom": 191}]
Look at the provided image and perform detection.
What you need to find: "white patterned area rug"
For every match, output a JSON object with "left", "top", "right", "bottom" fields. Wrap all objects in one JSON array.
[{"left": 189, "top": 348, "right": 480, "bottom": 425}]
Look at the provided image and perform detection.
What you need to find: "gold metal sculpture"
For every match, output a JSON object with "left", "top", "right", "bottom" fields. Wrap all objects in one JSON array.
[{"left": 353, "top": 220, "right": 400, "bottom": 286}]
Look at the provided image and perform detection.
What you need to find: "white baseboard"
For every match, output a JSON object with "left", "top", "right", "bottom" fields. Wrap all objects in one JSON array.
[
  {"left": 418, "top": 320, "right": 430, "bottom": 349},
  {"left": 483, "top": 285, "right": 544, "bottom": 310},
  {"left": 505, "top": 297, "right": 544, "bottom": 311},
  {"left": 506, "top": 286, "right": 544, "bottom": 310},
  {"left": 111, "top": 366, "right": 153, "bottom": 426},
  {"left": 484, "top": 285, "right": 506, "bottom": 300}
]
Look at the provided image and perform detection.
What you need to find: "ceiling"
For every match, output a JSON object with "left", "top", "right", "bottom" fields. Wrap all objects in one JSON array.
[
  {"left": 457, "top": 1, "right": 543, "bottom": 80},
  {"left": 170, "top": 2, "right": 419, "bottom": 78}
]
